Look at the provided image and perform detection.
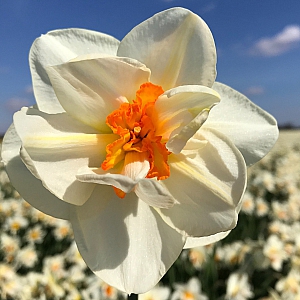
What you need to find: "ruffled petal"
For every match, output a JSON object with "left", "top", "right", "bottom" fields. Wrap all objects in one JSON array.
[
  {"left": 70, "top": 193, "right": 185, "bottom": 294},
  {"left": 154, "top": 85, "right": 220, "bottom": 143},
  {"left": 183, "top": 231, "right": 231, "bottom": 249},
  {"left": 155, "top": 128, "right": 246, "bottom": 237},
  {"left": 13, "top": 107, "right": 116, "bottom": 206},
  {"left": 76, "top": 166, "right": 139, "bottom": 194},
  {"left": 1, "top": 124, "right": 71, "bottom": 219},
  {"left": 30, "top": 28, "right": 120, "bottom": 114},
  {"left": 118, "top": 7, "right": 216, "bottom": 90},
  {"left": 46, "top": 56, "right": 151, "bottom": 132},
  {"left": 166, "top": 108, "right": 211, "bottom": 154},
  {"left": 203, "top": 82, "right": 279, "bottom": 165},
  {"left": 76, "top": 151, "right": 150, "bottom": 194}
]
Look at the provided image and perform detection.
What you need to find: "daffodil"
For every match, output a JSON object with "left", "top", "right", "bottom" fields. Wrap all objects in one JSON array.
[{"left": 1, "top": 7, "right": 278, "bottom": 294}]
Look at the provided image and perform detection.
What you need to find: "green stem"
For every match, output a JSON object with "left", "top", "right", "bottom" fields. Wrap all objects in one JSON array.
[{"left": 128, "top": 294, "right": 138, "bottom": 300}]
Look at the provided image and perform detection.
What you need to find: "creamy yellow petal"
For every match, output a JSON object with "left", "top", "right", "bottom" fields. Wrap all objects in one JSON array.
[
  {"left": 46, "top": 56, "right": 151, "bottom": 131},
  {"left": 118, "top": 8, "right": 216, "bottom": 90}
]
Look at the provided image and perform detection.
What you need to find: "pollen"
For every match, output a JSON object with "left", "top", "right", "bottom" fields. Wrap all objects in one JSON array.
[{"left": 101, "top": 82, "right": 171, "bottom": 197}]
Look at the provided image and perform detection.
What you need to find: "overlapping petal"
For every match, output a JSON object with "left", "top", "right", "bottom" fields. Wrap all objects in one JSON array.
[
  {"left": 77, "top": 153, "right": 176, "bottom": 208},
  {"left": 184, "top": 232, "right": 231, "bottom": 249},
  {"left": 30, "top": 28, "right": 120, "bottom": 114},
  {"left": 135, "top": 179, "right": 175, "bottom": 209},
  {"left": 1, "top": 125, "right": 71, "bottom": 219},
  {"left": 155, "top": 128, "right": 246, "bottom": 237},
  {"left": 183, "top": 193, "right": 245, "bottom": 249},
  {"left": 13, "top": 107, "right": 117, "bottom": 205},
  {"left": 203, "top": 82, "right": 279, "bottom": 165},
  {"left": 76, "top": 163, "right": 147, "bottom": 195},
  {"left": 154, "top": 85, "right": 220, "bottom": 143},
  {"left": 118, "top": 7, "right": 216, "bottom": 90},
  {"left": 70, "top": 193, "right": 185, "bottom": 294},
  {"left": 46, "top": 56, "right": 151, "bottom": 132}
]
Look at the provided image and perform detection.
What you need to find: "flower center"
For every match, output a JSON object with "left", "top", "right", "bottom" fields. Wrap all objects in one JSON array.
[{"left": 101, "top": 82, "right": 171, "bottom": 197}]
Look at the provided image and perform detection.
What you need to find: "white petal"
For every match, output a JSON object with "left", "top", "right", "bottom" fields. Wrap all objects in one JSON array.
[
  {"left": 1, "top": 124, "right": 71, "bottom": 219},
  {"left": 76, "top": 166, "right": 138, "bottom": 194},
  {"left": 118, "top": 8, "right": 216, "bottom": 91},
  {"left": 123, "top": 151, "right": 150, "bottom": 181},
  {"left": 77, "top": 151, "right": 151, "bottom": 194},
  {"left": 46, "top": 56, "right": 151, "bottom": 132},
  {"left": 183, "top": 231, "right": 231, "bottom": 249},
  {"left": 203, "top": 82, "right": 279, "bottom": 165},
  {"left": 154, "top": 85, "right": 220, "bottom": 142},
  {"left": 13, "top": 107, "right": 116, "bottom": 205},
  {"left": 70, "top": 193, "right": 185, "bottom": 293},
  {"left": 135, "top": 179, "right": 175, "bottom": 209},
  {"left": 30, "top": 28, "right": 119, "bottom": 114},
  {"left": 155, "top": 128, "right": 246, "bottom": 237},
  {"left": 166, "top": 108, "right": 210, "bottom": 154}
]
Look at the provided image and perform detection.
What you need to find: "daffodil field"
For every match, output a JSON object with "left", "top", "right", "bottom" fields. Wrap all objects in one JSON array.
[{"left": 1, "top": 130, "right": 300, "bottom": 300}]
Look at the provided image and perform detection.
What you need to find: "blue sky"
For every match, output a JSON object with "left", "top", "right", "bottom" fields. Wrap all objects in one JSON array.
[{"left": 0, "top": 0, "right": 300, "bottom": 134}]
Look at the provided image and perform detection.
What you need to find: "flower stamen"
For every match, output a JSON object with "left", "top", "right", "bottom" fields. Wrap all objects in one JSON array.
[{"left": 101, "top": 82, "right": 171, "bottom": 197}]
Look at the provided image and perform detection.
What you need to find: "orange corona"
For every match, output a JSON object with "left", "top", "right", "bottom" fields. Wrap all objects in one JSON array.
[{"left": 101, "top": 82, "right": 171, "bottom": 197}]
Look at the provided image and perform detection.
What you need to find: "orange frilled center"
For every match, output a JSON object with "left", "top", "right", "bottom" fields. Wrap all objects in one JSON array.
[{"left": 101, "top": 82, "right": 171, "bottom": 182}]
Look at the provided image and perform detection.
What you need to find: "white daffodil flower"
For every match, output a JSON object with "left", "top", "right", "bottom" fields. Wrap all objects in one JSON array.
[{"left": 1, "top": 7, "right": 278, "bottom": 294}]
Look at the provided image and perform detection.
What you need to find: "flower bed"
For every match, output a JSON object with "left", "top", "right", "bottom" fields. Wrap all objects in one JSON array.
[{"left": 1, "top": 131, "right": 300, "bottom": 299}]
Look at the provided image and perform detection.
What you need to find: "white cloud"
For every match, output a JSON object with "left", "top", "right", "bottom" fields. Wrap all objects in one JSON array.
[
  {"left": 244, "top": 86, "right": 265, "bottom": 96},
  {"left": 5, "top": 97, "right": 30, "bottom": 112},
  {"left": 250, "top": 25, "right": 300, "bottom": 56}
]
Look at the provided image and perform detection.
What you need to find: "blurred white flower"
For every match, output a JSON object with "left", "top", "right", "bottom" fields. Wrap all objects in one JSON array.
[
  {"left": 44, "top": 272, "right": 66, "bottom": 299},
  {"left": 25, "top": 224, "right": 46, "bottom": 244},
  {"left": 16, "top": 245, "right": 38, "bottom": 268},
  {"left": 241, "top": 191, "right": 255, "bottom": 215},
  {"left": 100, "top": 282, "right": 119, "bottom": 299},
  {"left": 272, "top": 201, "right": 290, "bottom": 222},
  {"left": 217, "top": 242, "right": 250, "bottom": 266},
  {"left": 269, "top": 220, "right": 286, "bottom": 235},
  {"left": 288, "top": 193, "right": 300, "bottom": 221},
  {"left": 172, "top": 277, "right": 208, "bottom": 300},
  {"left": 65, "top": 288, "right": 82, "bottom": 300},
  {"left": 263, "top": 235, "right": 288, "bottom": 271},
  {"left": 188, "top": 246, "right": 208, "bottom": 269},
  {"left": 0, "top": 199, "right": 13, "bottom": 216},
  {"left": 256, "top": 197, "right": 269, "bottom": 217},
  {"left": 261, "top": 171, "right": 275, "bottom": 192},
  {"left": 43, "top": 255, "right": 66, "bottom": 280},
  {"left": 25, "top": 271, "right": 47, "bottom": 289},
  {"left": 53, "top": 219, "right": 72, "bottom": 240},
  {"left": 140, "top": 285, "right": 170, "bottom": 300},
  {"left": 0, "top": 263, "right": 23, "bottom": 299},
  {"left": 0, "top": 233, "right": 20, "bottom": 263},
  {"left": 82, "top": 276, "right": 105, "bottom": 300},
  {"left": 225, "top": 273, "right": 253, "bottom": 300},
  {"left": 4, "top": 215, "right": 28, "bottom": 234},
  {"left": 276, "top": 269, "right": 300, "bottom": 297},
  {"left": 30, "top": 207, "right": 57, "bottom": 226},
  {"left": 1, "top": 198, "right": 23, "bottom": 217},
  {"left": 68, "top": 264, "right": 86, "bottom": 283}
]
